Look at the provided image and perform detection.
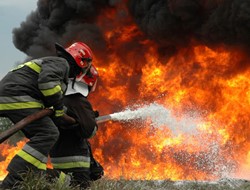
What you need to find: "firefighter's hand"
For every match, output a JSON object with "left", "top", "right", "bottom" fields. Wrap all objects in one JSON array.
[
  {"left": 93, "top": 110, "right": 99, "bottom": 118},
  {"left": 54, "top": 109, "right": 64, "bottom": 117},
  {"left": 52, "top": 113, "right": 76, "bottom": 129},
  {"left": 54, "top": 106, "right": 68, "bottom": 117},
  {"left": 62, "top": 113, "right": 76, "bottom": 124},
  {"left": 52, "top": 104, "right": 76, "bottom": 128}
]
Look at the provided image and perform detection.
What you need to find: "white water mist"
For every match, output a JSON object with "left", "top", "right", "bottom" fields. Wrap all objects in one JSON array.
[{"left": 110, "top": 102, "right": 200, "bottom": 134}]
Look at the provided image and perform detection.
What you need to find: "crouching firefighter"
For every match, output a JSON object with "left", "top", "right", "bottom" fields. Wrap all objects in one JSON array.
[
  {"left": 48, "top": 49, "right": 104, "bottom": 189},
  {"left": 0, "top": 41, "right": 93, "bottom": 189}
]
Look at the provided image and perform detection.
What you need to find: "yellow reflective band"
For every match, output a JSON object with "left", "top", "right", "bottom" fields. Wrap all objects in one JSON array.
[
  {"left": 10, "top": 62, "right": 41, "bottom": 73},
  {"left": 52, "top": 161, "right": 90, "bottom": 169},
  {"left": 17, "top": 150, "right": 47, "bottom": 170},
  {"left": 0, "top": 102, "right": 44, "bottom": 110},
  {"left": 55, "top": 109, "right": 64, "bottom": 117},
  {"left": 25, "top": 62, "right": 41, "bottom": 73},
  {"left": 41, "top": 85, "right": 62, "bottom": 96}
]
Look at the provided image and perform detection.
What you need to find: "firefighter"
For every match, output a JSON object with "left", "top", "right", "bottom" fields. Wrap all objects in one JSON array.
[
  {"left": 49, "top": 64, "right": 104, "bottom": 189},
  {"left": 0, "top": 42, "right": 93, "bottom": 189}
]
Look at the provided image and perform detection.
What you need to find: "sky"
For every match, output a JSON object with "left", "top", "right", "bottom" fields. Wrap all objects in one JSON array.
[{"left": 0, "top": 0, "right": 37, "bottom": 79}]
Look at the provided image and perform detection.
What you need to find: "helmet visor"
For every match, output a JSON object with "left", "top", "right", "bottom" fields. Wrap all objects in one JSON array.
[{"left": 76, "top": 59, "right": 92, "bottom": 81}]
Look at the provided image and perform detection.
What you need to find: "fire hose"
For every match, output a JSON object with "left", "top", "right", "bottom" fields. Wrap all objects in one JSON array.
[{"left": 0, "top": 109, "right": 112, "bottom": 144}]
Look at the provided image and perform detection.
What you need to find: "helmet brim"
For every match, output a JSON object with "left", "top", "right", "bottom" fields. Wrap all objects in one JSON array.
[{"left": 55, "top": 43, "right": 76, "bottom": 65}]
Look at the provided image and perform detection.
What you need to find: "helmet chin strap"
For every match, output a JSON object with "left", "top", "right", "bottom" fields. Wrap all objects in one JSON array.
[
  {"left": 72, "top": 76, "right": 77, "bottom": 89},
  {"left": 71, "top": 65, "right": 80, "bottom": 90}
]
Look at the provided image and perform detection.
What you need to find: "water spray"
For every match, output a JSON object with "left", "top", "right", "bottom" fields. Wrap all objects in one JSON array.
[
  {"left": 0, "top": 103, "right": 200, "bottom": 144},
  {"left": 96, "top": 103, "right": 200, "bottom": 134}
]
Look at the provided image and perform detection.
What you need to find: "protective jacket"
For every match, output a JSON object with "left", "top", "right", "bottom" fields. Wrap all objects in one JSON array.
[
  {"left": 0, "top": 56, "right": 69, "bottom": 113},
  {"left": 0, "top": 56, "right": 70, "bottom": 189},
  {"left": 50, "top": 93, "right": 102, "bottom": 188},
  {"left": 50, "top": 93, "right": 97, "bottom": 167}
]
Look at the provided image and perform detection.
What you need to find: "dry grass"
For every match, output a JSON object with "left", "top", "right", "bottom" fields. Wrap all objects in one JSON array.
[
  {"left": 89, "top": 178, "right": 250, "bottom": 190},
  {"left": 1, "top": 171, "right": 250, "bottom": 190}
]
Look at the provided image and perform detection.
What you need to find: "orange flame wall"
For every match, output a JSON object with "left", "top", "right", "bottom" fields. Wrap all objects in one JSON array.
[
  {"left": 90, "top": 44, "right": 250, "bottom": 180},
  {"left": 88, "top": 3, "right": 250, "bottom": 180}
]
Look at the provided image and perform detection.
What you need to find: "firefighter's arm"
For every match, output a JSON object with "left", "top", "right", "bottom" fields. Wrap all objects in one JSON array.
[
  {"left": 66, "top": 95, "right": 98, "bottom": 138},
  {"left": 51, "top": 107, "right": 76, "bottom": 128},
  {"left": 37, "top": 57, "right": 69, "bottom": 116}
]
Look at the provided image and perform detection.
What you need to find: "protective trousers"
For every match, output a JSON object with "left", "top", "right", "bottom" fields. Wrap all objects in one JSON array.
[
  {"left": 1, "top": 108, "right": 59, "bottom": 188},
  {"left": 50, "top": 129, "right": 92, "bottom": 189}
]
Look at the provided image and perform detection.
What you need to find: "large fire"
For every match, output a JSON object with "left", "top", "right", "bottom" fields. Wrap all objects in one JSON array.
[
  {"left": 1, "top": 0, "right": 250, "bottom": 181},
  {"left": 89, "top": 44, "right": 250, "bottom": 180}
]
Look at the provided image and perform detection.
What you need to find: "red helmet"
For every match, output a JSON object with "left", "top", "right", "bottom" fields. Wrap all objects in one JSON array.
[
  {"left": 65, "top": 42, "right": 93, "bottom": 69},
  {"left": 55, "top": 42, "right": 93, "bottom": 76}
]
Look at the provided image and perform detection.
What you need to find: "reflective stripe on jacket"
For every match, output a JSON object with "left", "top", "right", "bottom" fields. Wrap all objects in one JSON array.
[
  {"left": 0, "top": 57, "right": 69, "bottom": 111},
  {"left": 0, "top": 95, "right": 44, "bottom": 110}
]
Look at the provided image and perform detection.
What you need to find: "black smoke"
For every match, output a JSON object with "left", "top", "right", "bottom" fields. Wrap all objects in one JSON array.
[
  {"left": 13, "top": 0, "right": 115, "bottom": 59},
  {"left": 13, "top": 0, "right": 250, "bottom": 60},
  {"left": 128, "top": 0, "right": 250, "bottom": 49}
]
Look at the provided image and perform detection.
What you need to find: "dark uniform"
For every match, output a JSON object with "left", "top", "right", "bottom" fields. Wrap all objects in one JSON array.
[
  {"left": 0, "top": 57, "right": 69, "bottom": 188},
  {"left": 50, "top": 93, "right": 104, "bottom": 189}
]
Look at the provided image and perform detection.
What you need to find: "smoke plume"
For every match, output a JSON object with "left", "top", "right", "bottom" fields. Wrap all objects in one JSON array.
[{"left": 13, "top": 0, "right": 250, "bottom": 60}]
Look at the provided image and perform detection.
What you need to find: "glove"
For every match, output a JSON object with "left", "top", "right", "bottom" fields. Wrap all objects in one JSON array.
[
  {"left": 50, "top": 104, "right": 66, "bottom": 128},
  {"left": 54, "top": 105, "right": 67, "bottom": 117},
  {"left": 93, "top": 110, "right": 99, "bottom": 118},
  {"left": 54, "top": 109, "right": 64, "bottom": 117}
]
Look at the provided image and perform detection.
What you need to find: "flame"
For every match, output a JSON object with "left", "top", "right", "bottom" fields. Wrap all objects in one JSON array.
[
  {"left": 0, "top": 141, "right": 26, "bottom": 180},
  {"left": 89, "top": 3, "right": 250, "bottom": 180},
  {"left": 89, "top": 43, "right": 250, "bottom": 180},
  {"left": 1, "top": 1, "right": 250, "bottom": 182}
]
